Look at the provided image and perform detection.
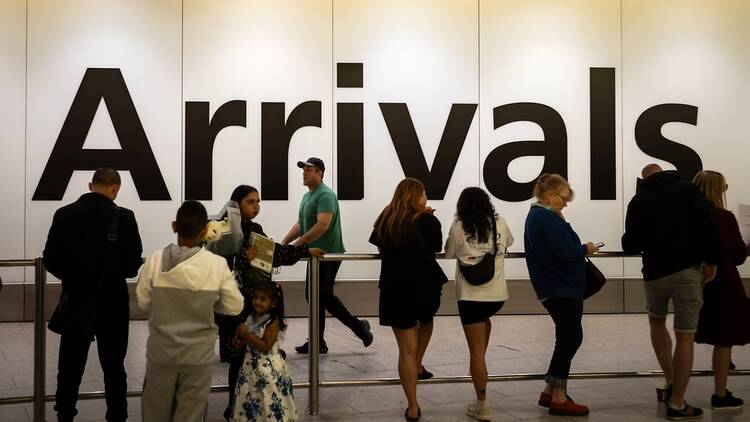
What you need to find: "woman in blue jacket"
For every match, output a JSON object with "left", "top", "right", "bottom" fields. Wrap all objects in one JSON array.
[{"left": 524, "top": 174, "right": 598, "bottom": 417}]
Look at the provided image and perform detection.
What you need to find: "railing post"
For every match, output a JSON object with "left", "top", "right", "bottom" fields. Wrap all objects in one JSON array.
[
  {"left": 33, "top": 257, "right": 46, "bottom": 422},
  {"left": 307, "top": 256, "right": 320, "bottom": 415}
]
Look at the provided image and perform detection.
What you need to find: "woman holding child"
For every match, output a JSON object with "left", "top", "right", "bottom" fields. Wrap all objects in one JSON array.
[{"left": 217, "top": 184, "right": 323, "bottom": 420}]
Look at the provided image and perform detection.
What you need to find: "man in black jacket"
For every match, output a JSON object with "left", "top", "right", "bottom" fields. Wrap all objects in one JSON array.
[
  {"left": 622, "top": 163, "right": 719, "bottom": 420},
  {"left": 44, "top": 168, "right": 143, "bottom": 422}
]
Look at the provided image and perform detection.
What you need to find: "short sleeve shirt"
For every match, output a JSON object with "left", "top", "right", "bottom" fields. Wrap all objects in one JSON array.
[{"left": 298, "top": 183, "right": 345, "bottom": 253}]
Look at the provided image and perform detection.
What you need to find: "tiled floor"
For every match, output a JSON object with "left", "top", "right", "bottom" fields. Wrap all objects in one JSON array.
[{"left": 1, "top": 314, "right": 749, "bottom": 421}]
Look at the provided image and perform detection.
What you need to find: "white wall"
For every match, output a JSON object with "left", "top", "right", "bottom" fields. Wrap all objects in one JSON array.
[{"left": 1, "top": 0, "right": 748, "bottom": 282}]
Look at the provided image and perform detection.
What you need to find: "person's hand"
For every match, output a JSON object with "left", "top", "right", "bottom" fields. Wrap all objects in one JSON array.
[
  {"left": 308, "top": 248, "right": 325, "bottom": 257},
  {"left": 585, "top": 242, "right": 599, "bottom": 256},
  {"left": 244, "top": 246, "right": 258, "bottom": 262},
  {"left": 235, "top": 323, "right": 250, "bottom": 340},
  {"left": 232, "top": 336, "right": 246, "bottom": 350},
  {"left": 425, "top": 206, "right": 436, "bottom": 215},
  {"left": 701, "top": 264, "right": 717, "bottom": 286}
]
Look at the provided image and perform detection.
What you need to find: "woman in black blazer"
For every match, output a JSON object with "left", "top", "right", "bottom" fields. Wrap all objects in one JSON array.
[{"left": 369, "top": 178, "right": 447, "bottom": 421}]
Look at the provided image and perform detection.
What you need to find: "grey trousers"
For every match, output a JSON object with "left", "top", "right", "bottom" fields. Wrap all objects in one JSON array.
[{"left": 142, "top": 368, "right": 211, "bottom": 422}]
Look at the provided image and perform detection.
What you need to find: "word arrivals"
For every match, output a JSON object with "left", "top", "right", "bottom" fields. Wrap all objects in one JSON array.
[{"left": 33, "top": 65, "right": 702, "bottom": 202}]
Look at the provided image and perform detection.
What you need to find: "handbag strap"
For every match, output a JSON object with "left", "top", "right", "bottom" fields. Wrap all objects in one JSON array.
[{"left": 490, "top": 216, "right": 498, "bottom": 255}]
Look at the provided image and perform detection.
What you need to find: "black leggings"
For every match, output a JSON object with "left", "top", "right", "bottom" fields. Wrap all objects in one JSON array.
[{"left": 542, "top": 297, "right": 583, "bottom": 388}]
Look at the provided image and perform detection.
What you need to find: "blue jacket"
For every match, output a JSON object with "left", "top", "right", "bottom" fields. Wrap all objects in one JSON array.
[{"left": 524, "top": 204, "right": 587, "bottom": 300}]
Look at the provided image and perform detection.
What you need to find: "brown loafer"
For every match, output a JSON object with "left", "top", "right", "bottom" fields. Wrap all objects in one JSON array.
[
  {"left": 549, "top": 399, "right": 590, "bottom": 416},
  {"left": 538, "top": 392, "right": 572, "bottom": 408}
]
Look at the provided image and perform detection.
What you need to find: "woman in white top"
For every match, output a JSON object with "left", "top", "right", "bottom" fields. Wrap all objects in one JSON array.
[{"left": 444, "top": 187, "right": 514, "bottom": 421}]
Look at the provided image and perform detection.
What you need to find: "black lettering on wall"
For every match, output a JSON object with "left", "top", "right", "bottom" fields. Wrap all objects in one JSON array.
[
  {"left": 590, "top": 67, "right": 616, "bottom": 199},
  {"left": 379, "top": 103, "right": 477, "bottom": 199},
  {"left": 185, "top": 100, "right": 247, "bottom": 200},
  {"left": 635, "top": 104, "right": 702, "bottom": 180},
  {"left": 336, "top": 62, "right": 365, "bottom": 200},
  {"left": 337, "top": 103, "right": 364, "bottom": 200},
  {"left": 33, "top": 68, "right": 169, "bottom": 200},
  {"left": 261, "top": 101, "right": 322, "bottom": 200},
  {"left": 484, "top": 103, "right": 567, "bottom": 202}
]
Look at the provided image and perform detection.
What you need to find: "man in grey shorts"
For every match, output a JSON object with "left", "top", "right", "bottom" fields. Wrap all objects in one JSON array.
[{"left": 622, "top": 164, "right": 720, "bottom": 420}]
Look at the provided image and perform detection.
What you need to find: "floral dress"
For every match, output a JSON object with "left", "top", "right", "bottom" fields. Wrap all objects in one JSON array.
[
  {"left": 231, "top": 314, "right": 297, "bottom": 422},
  {"left": 217, "top": 220, "right": 309, "bottom": 363}
]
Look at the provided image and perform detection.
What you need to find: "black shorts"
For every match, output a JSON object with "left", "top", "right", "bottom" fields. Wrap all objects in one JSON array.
[
  {"left": 457, "top": 300, "right": 505, "bottom": 325},
  {"left": 379, "top": 286, "right": 442, "bottom": 329}
]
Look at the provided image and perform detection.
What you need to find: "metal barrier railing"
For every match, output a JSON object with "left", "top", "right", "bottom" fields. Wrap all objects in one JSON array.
[
  {"left": 304, "top": 252, "right": 750, "bottom": 414},
  {"left": 1, "top": 253, "right": 748, "bottom": 420},
  {"left": 0, "top": 258, "right": 46, "bottom": 422}
]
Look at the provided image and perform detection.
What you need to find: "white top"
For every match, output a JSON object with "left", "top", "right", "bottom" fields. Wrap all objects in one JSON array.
[
  {"left": 136, "top": 247, "right": 243, "bottom": 370},
  {"left": 444, "top": 216, "right": 514, "bottom": 302}
]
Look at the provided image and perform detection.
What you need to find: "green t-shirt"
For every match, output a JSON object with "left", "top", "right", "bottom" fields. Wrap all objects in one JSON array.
[{"left": 298, "top": 183, "right": 345, "bottom": 253}]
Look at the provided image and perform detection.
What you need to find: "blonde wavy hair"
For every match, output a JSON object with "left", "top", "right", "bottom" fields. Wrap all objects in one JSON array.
[
  {"left": 532, "top": 173, "right": 574, "bottom": 201},
  {"left": 692, "top": 170, "right": 727, "bottom": 209}
]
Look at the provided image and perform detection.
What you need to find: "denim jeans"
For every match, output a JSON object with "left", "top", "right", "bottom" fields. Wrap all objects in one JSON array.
[{"left": 542, "top": 297, "right": 584, "bottom": 388}]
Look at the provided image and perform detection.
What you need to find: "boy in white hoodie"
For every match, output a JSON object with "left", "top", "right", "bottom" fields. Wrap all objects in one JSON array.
[{"left": 137, "top": 200, "right": 243, "bottom": 421}]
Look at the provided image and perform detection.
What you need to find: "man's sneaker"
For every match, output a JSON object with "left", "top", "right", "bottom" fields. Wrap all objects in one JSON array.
[
  {"left": 666, "top": 403, "right": 703, "bottom": 420},
  {"left": 466, "top": 401, "right": 491, "bottom": 421},
  {"left": 294, "top": 341, "right": 328, "bottom": 354},
  {"left": 711, "top": 390, "right": 744, "bottom": 410},
  {"left": 358, "top": 319, "right": 373, "bottom": 347},
  {"left": 549, "top": 398, "right": 589, "bottom": 416}
]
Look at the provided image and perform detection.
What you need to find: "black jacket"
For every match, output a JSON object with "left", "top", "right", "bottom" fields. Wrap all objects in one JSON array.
[
  {"left": 369, "top": 214, "right": 448, "bottom": 290},
  {"left": 622, "top": 170, "right": 720, "bottom": 281},
  {"left": 44, "top": 192, "right": 143, "bottom": 302}
]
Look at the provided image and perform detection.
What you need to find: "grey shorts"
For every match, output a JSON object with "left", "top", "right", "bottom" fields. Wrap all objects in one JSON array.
[{"left": 644, "top": 267, "right": 703, "bottom": 333}]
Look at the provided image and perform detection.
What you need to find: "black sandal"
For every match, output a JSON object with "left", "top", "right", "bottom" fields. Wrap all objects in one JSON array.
[
  {"left": 404, "top": 406, "right": 421, "bottom": 421},
  {"left": 417, "top": 366, "right": 433, "bottom": 380}
]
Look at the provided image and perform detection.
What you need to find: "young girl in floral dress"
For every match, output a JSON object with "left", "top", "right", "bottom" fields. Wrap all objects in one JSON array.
[{"left": 231, "top": 281, "right": 297, "bottom": 421}]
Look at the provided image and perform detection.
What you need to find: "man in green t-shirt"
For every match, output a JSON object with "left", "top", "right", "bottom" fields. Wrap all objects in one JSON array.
[{"left": 281, "top": 157, "right": 373, "bottom": 354}]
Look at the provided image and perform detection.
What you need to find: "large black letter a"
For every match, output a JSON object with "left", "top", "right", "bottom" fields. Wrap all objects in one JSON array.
[{"left": 33, "top": 68, "right": 170, "bottom": 200}]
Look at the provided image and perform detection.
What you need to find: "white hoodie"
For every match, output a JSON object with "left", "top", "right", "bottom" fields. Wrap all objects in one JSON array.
[{"left": 136, "top": 246, "right": 243, "bottom": 372}]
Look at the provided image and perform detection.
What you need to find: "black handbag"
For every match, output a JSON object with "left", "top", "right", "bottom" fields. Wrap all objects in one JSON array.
[
  {"left": 583, "top": 257, "right": 606, "bottom": 299},
  {"left": 458, "top": 218, "right": 498, "bottom": 286},
  {"left": 48, "top": 206, "right": 120, "bottom": 335}
]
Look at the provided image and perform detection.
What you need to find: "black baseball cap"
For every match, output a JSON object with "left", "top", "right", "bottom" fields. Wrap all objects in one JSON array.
[{"left": 296, "top": 157, "right": 325, "bottom": 172}]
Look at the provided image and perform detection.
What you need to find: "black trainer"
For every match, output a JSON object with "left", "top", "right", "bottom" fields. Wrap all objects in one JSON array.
[
  {"left": 294, "top": 340, "right": 328, "bottom": 354},
  {"left": 358, "top": 319, "right": 373, "bottom": 347},
  {"left": 711, "top": 390, "right": 744, "bottom": 410},
  {"left": 666, "top": 403, "right": 703, "bottom": 420}
]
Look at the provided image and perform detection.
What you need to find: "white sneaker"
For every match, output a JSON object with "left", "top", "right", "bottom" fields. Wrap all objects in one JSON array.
[{"left": 466, "top": 401, "right": 491, "bottom": 421}]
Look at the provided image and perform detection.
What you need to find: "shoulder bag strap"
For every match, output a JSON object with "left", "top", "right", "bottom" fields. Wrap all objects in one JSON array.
[
  {"left": 491, "top": 217, "right": 498, "bottom": 255},
  {"left": 98, "top": 206, "right": 121, "bottom": 292}
]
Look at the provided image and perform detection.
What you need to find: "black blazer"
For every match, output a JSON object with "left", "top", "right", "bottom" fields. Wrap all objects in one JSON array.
[
  {"left": 44, "top": 192, "right": 143, "bottom": 302},
  {"left": 369, "top": 214, "right": 447, "bottom": 290}
]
